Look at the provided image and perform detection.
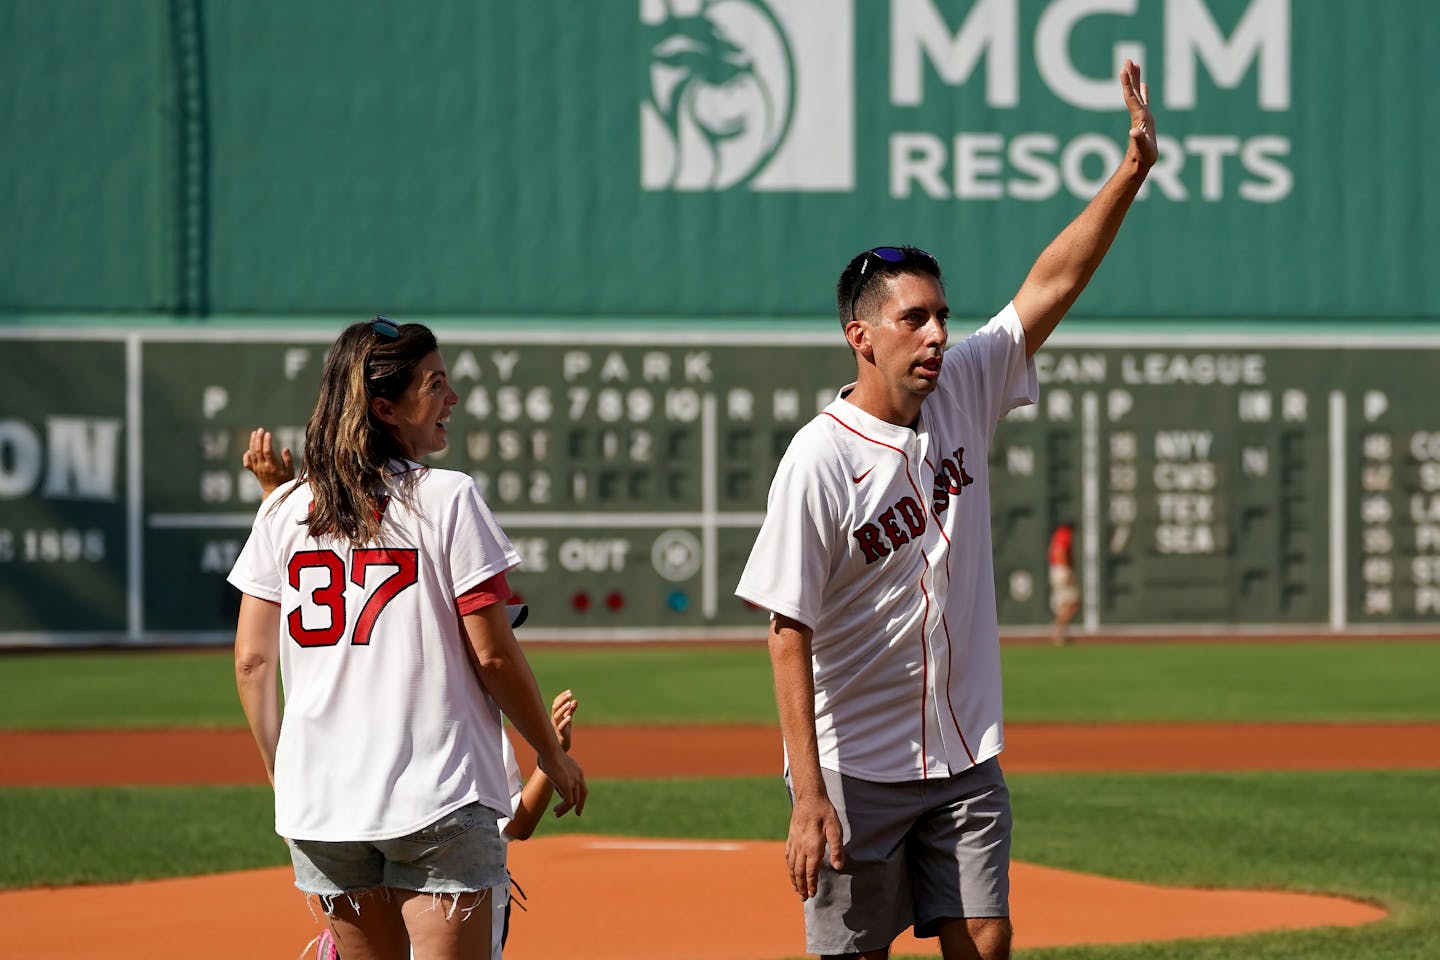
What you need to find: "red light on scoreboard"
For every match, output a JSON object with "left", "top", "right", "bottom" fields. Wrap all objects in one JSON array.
[{"left": 570, "top": 592, "right": 590, "bottom": 612}]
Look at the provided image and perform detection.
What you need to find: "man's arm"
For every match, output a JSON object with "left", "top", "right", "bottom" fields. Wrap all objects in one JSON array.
[
  {"left": 769, "top": 614, "right": 844, "bottom": 900},
  {"left": 1012, "top": 58, "right": 1158, "bottom": 356}
]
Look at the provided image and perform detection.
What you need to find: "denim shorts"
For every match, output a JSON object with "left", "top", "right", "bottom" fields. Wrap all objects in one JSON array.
[{"left": 289, "top": 801, "right": 507, "bottom": 901}]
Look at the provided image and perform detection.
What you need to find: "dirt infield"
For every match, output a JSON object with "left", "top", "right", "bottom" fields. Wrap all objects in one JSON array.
[
  {"left": 3, "top": 722, "right": 1429, "bottom": 959},
  {"left": 3, "top": 722, "right": 1439, "bottom": 785},
  {"left": 4, "top": 835, "right": 1387, "bottom": 960}
]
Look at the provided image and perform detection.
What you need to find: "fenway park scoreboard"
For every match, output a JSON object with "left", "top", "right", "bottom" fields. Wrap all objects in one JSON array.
[{"left": 2, "top": 326, "right": 1438, "bottom": 645}]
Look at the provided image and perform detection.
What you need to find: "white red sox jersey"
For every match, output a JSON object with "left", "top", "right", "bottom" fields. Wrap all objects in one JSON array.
[
  {"left": 736, "top": 304, "right": 1037, "bottom": 783},
  {"left": 227, "top": 460, "right": 522, "bottom": 841}
]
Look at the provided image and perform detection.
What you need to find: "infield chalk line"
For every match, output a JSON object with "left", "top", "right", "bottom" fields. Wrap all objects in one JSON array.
[{"left": 584, "top": 840, "right": 749, "bottom": 852}]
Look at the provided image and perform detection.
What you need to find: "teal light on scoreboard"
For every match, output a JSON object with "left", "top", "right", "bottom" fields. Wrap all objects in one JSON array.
[{"left": 2, "top": 328, "right": 1439, "bottom": 644}]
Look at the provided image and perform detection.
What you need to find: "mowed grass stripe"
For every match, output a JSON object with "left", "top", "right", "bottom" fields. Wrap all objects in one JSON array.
[
  {"left": 2, "top": 772, "right": 1437, "bottom": 959},
  {"left": 2, "top": 641, "right": 1439, "bottom": 730}
]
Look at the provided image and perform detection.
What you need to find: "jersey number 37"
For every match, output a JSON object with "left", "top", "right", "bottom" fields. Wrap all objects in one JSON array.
[{"left": 286, "top": 549, "right": 419, "bottom": 648}]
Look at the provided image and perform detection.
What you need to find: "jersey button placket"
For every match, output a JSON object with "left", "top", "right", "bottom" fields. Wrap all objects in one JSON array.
[{"left": 909, "top": 433, "right": 944, "bottom": 780}]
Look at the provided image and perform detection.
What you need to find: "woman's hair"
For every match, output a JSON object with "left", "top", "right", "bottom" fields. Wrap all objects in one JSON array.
[{"left": 283, "top": 318, "right": 439, "bottom": 546}]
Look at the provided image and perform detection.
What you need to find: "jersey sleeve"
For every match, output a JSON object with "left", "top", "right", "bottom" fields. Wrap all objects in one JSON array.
[
  {"left": 444, "top": 478, "right": 523, "bottom": 596},
  {"left": 734, "top": 430, "right": 844, "bottom": 629},
  {"left": 947, "top": 301, "right": 1039, "bottom": 430},
  {"left": 226, "top": 504, "right": 283, "bottom": 602},
  {"left": 456, "top": 572, "right": 512, "bottom": 615}
]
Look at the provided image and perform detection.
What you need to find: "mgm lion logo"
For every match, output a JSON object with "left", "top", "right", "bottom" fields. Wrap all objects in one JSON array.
[{"left": 640, "top": 0, "right": 852, "bottom": 193}]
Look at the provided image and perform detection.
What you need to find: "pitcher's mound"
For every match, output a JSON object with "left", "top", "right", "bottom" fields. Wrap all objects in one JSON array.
[{"left": 0, "top": 834, "right": 1385, "bottom": 959}]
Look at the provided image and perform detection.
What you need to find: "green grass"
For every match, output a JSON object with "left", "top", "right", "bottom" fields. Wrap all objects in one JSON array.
[
  {"left": 994, "top": 770, "right": 1440, "bottom": 960},
  {"left": 0, "top": 779, "right": 794, "bottom": 890},
  {"left": 1001, "top": 641, "right": 1440, "bottom": 722},
  {"left": 3, "top": 772, "right": 1437, "bottom": 958},
  {"left": 2, "top": 641, "right": 1439, "bottom": 730},
  {"left": 528, "top": 646, "right": 781, "bottom": 724},
  {"left": 0, "top": 785, "right": 282, "bottom": 888},
  {"left": 3, "top": 642, "right": 1435, "bottom": 958},
  {"left": 0, "top": 651, "right": 249, "bottom": 729}
]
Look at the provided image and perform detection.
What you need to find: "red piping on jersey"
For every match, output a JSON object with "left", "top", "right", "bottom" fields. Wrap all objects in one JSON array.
[
  {"left": 920, "top": 455, "right": 957, "bottom": 558},
  {"left": 822, "top": 411, "right": 936, "bottom": 780},
  {"left": 923, "top": 453, "right": 977, "bottom": 767},
  {"left": 387, "top": 461, "right": 430, "bottom": 479},
  {"left": 938, "top": 613, "right": 977, "bottom": 765}
]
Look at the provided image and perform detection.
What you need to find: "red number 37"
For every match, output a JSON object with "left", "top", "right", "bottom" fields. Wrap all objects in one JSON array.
[{"left": 286, "top": 549, "right": 419, "bottom": 647}]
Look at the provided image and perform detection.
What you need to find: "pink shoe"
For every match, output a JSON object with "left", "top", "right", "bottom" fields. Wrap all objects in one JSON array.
[{"left": 315, "top": 929, "right": 340, "bottom": 960}]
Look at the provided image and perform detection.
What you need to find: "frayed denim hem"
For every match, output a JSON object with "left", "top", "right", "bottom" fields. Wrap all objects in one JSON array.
[{"left": 301, "top": 884, "right": 493, "bottom": 922}]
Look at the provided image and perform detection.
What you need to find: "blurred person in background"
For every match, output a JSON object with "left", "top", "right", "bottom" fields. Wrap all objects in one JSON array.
[{"left": 1048, "top": 520, "right": 1080, "bottom": 647}]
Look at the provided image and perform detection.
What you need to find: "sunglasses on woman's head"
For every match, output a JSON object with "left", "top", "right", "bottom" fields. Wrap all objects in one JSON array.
[{"left": 371, "top": 316, "right": 400, "bottom": 339}]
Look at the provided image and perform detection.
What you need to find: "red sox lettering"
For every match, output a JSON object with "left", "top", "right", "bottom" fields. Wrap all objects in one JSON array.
[
  {"left": 851, "top": 448, "right": 974, "bottom": 565},
  {"left": 853, "top": 496, "right": 926, "bottom": 563},
  {"left": 931, "top": 446, "right": 974, "bottom": 515}
]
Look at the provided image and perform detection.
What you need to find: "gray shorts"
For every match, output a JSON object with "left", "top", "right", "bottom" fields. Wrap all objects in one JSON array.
[
  {"left": 289, "top": 800, "right": 507, "bottom": 905},
  {"left": 790, "top": 758, "right": 1012, "bottom": 956}
]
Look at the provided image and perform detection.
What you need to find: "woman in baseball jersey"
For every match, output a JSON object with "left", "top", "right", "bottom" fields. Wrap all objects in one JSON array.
[{"left": 229, "top": 318, "right": 586, "bottom": 960}]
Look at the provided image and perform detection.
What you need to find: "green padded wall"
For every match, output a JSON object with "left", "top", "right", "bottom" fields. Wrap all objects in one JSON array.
[{"left": 2, "top": 0, "right": 1438, "bottom": 320}]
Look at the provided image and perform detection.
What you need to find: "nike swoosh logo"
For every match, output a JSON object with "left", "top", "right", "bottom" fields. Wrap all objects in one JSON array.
[{"left": 851, "top": 466, "right": 875, "bottom": 484}]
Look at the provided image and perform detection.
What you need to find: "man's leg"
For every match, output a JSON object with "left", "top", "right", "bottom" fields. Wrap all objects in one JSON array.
[
  {"left": 1052, "top": 597, "right": 1079, "bottom": 646},
  {"left": 792, "top": 769, "right": 918, "bottom": 958},
  {"left": 1049, "top": 565, "right": 1080, "bottom": 646},
  {"left": 908, "top": 759, "right": 1013, "bottom": 957},
  {"left": 935, "top": 916, "right": 1012, "bottom": 960}
]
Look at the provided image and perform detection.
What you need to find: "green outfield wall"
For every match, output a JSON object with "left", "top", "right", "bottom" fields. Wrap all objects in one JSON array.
[
  {"left": 3, "top": 1, "right": 1438, "bottom": 644},
  {"left": 2, "top": 0, "right": 1438, "bottom": 320}
]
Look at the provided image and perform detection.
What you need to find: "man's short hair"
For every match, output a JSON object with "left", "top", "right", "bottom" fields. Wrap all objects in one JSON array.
[{"left": 835, "top": 246, "right": 944, "bottom": 330}]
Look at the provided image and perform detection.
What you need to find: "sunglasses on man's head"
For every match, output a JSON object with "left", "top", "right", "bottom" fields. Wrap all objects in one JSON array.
[
  {"left": 848, "top": 247, "right": 936, "bottom": 324},
  {"left": 371, "top": 316, "right": 400, "bottom": 340}
]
